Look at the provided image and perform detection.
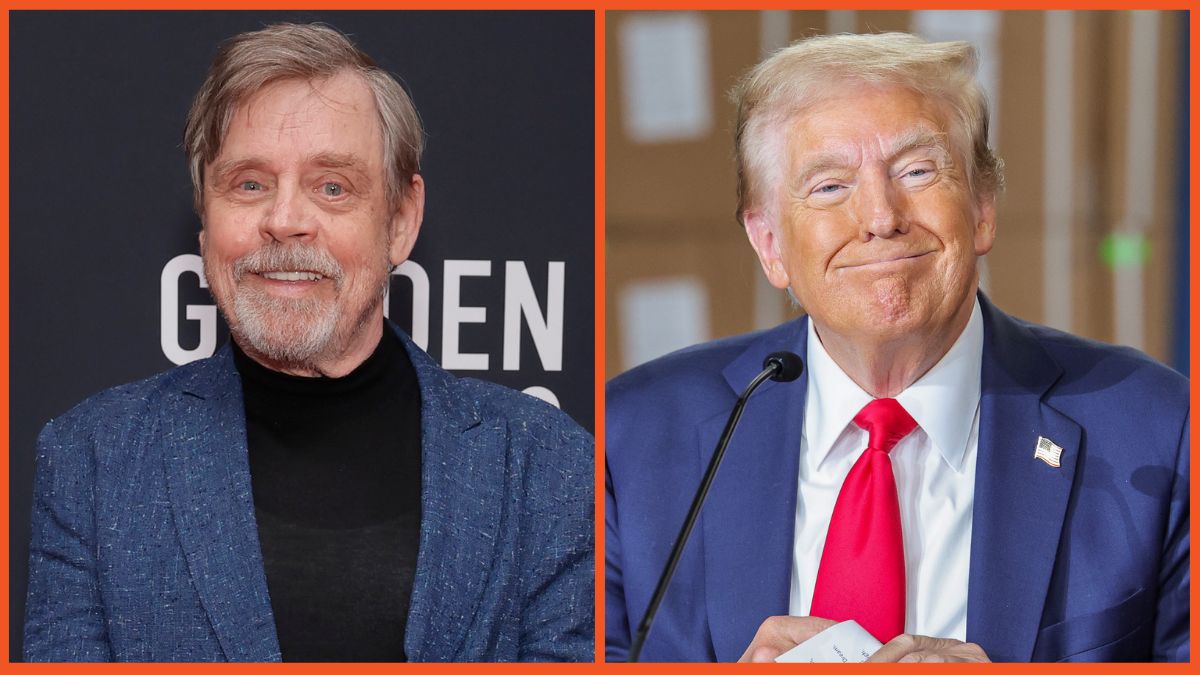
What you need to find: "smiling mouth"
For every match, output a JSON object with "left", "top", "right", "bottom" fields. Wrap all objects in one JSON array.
[
  {"left": 258, "top": 271, "right": 325, "bottom": 282},
  {"left": 841, "top": 252, "right": 932, "bottom": 270}
]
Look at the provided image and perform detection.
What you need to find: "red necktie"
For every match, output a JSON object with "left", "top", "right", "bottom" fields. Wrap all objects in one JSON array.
[{"left": 810, "top": 398, "right": 917, "bottom": 643}]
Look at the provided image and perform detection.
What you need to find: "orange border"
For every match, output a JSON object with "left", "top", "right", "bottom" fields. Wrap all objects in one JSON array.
[
  {"left": 1189, "top": 7, "right": 1197, "bottom": 672},
  {"left": 594, "top": 7, "right": 608, "bottom": 668},
  {"left": 1, "top": 1, "right": 601, "bottom": 7},
  {"left": 1, "top": 5, "right": 9, "bottom": 670},
  {"left": 3, "top": 4, "right": 1197, "bottom": 673}
]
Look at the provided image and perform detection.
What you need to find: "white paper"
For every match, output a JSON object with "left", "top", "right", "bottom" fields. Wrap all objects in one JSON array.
[
  {"left": 618, "top": 12, "right": 713, "bottom": 143},
  {"left": 618, "top": 276, "right": 708, "bottom": 370},
  {"left": 774, "top": 620, "right": 883, "bottom": 663}
]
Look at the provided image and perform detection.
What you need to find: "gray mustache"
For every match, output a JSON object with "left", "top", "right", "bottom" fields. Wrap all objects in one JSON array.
[{"left": 232, "top": 244, "right": 343, "bottom": 282}]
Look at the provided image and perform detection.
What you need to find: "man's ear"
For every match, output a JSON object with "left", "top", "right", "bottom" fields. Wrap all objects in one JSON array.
[
  {"left": 743, "top": 210, "right": 791, "bottom": 289},
  {"left": 973, "top": 192, "right": 997, "bottom": 256},
  {"left": 388, "top": 174, "right": 425, "bottom": 266}
]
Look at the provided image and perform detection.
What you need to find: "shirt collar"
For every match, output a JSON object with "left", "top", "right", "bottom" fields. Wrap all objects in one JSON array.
[{"left": 803, "top": 298, "right": 983, "bottom": 472}]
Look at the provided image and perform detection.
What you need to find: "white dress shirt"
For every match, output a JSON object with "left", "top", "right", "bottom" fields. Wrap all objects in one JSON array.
[{"left": 789, "top": 299, "right": 983, "bottom": 640}]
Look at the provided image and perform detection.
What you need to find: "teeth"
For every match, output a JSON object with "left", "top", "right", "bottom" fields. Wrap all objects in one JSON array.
[{"left": 261, "top": 271, "right": 323, "bottom": 282}]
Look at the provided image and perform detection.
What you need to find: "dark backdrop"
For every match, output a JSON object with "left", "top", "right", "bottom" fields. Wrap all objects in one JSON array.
[{"left": 9, "top": 10, "right": 594, "bottom": 658}]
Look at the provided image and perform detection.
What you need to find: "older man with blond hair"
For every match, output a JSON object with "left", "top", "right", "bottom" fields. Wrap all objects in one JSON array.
[
  {"left": 25, "top": 23, "right": 593, "bottom": 663},
  {"left": 606, "top": 32, "right": 1187, "bottom": 663}
]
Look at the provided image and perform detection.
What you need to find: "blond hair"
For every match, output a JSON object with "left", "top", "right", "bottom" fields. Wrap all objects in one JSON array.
[
  {"left": 183, "top": 22, "right": 424, "bottom": 214},
  {"left": 731, "top": 32, "right": 1004, "bottom": 224}
]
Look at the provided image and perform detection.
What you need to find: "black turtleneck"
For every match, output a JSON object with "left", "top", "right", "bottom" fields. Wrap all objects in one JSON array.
[{"left": 232, "top": 325, "right": 422, "bottom": 662}]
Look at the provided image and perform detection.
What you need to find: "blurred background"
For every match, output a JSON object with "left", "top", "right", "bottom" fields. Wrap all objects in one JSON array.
[{"left": 605, "top": 10, "right": 1189, "bottom": 378}]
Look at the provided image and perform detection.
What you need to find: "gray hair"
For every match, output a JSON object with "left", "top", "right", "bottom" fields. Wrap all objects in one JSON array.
[
  {"left": 730, "top": 32, "right": 1004, "bottom": 225},
  {"left": 183, "top": 22, "right": 424, "bottom": 215}
]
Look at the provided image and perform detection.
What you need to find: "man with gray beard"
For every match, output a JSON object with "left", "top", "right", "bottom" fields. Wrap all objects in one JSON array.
[{"left": 23, "top": 23, "right": 593, "bottom": 663}]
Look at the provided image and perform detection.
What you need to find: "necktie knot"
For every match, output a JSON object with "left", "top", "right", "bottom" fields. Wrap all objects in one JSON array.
[{"left": 853, "top": 398, "right": 917, "bottom": 454}]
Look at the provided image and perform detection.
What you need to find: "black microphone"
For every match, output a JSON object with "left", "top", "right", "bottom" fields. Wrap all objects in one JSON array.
[
  {"left": 763, "top": 351, "right": 805, "bottom": 383},
  {"left": 627, "top": 351, "right": 805, "bottom": 662}
]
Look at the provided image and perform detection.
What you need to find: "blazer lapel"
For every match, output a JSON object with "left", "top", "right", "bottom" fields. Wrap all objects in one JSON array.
[
  {"left": 400, "top": 332, "right": 503, "bottom": 662},
  {"left": 967, "top": 297, "right": 1081, "bottom": 662},
  {"left": 703, "top": 319, "right": 809, "bottom": 662},
  {"left": 160, "top": 347, "right": 281, "bottom": 662}
]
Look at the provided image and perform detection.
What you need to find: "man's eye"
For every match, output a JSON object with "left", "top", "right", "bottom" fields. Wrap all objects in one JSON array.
[
  {"left": 815, "top": 183, "right": 844, "bottom": 194},
  {"left": 321, "top": 182, "right": 345, "bottom": 197},
  {"left": 239, "top": 180, "right": 264, "bottom": 191},
  {"left": 901, "top": 166, "right": 937, "bottom": 183}
]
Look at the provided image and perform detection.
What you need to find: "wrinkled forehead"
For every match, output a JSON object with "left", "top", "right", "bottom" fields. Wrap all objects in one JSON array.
[
  {"left": 213, "top": 72, "right": 386, "bottom": 171},
  {"left": 781, "top": 83, "right": 958, "bottom": 157}
]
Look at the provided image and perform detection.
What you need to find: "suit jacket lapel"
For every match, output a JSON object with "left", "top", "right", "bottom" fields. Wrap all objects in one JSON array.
[
  {"left": 703, "top": 320, "right": 809, "bottom": 662},
  {"left": 160, "top": 347, "right": 281, "bottom": 662},
  {"left": 400, "top": 331, "right": 503, "bottom": 662},
  {"left": 968, "top": 297, "right": 1081, "bottom": 661}
]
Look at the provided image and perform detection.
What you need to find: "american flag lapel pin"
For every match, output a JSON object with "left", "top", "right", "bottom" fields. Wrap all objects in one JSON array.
[{"left": 1034, "top": 436, "right": 1063, "bottom": 468}]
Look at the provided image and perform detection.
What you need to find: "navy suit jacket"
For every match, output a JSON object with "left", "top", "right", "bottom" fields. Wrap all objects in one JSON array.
[
  {"left": 25, "top": 327, "right": 594, "bottom": 662},
  {"left": 606, "top": 296, "right": 1188, "bottom": 662}
]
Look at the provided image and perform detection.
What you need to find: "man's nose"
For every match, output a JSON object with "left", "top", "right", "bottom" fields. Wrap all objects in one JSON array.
[
  {"left": 260, "top": 182, "right": 317, "bottom": 242},
  {"left": 854, "top": 172, "right": 907, "bottom": 239}
]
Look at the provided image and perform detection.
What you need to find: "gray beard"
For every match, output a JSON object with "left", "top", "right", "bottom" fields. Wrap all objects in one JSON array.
[
  {"left": 215, "top": 242, "right": 346, "bottom": 367},
  {"left": 204, "top": 240, "right": 392, "bottom": 371},
  {"left": 230, "top": 287, "right": 340, "bottom": 365}
]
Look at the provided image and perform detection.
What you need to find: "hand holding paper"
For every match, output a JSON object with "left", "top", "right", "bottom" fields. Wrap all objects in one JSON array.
[
  {"left": 774, "top": 620, "right": 882, "bottom": 663},
  {"left": 868, "top": 634, "right": 991, "bottom": 663},
  {"left": 740, "top": 616, "right": 992, "bottom": 663},
  {"left": 739, "top": 616, "right": 837, "bottom": 662}
]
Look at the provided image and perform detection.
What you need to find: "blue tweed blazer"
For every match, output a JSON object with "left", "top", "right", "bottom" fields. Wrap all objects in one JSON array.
[{"left": 24, "top": 326, "right": 594, "bottom": 662}]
